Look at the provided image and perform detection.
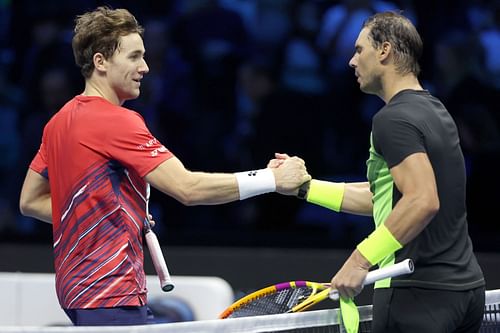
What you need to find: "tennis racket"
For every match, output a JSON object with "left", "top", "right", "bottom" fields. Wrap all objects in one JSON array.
[
  {"left": 144, "top": 184, "right": 174, "bottom": 292},
  {"left": 219, "top": 259, "right": 414, "bottom": 318}
]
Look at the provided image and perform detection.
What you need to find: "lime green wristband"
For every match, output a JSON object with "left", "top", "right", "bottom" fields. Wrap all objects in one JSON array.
[
  {"left": 356, "top": 224, "right": 402, "bottom": 266},
  {"left": 306, "top": 179, "right": 345, "bottom": 212}
]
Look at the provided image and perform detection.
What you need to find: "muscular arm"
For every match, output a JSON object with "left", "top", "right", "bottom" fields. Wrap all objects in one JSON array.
[
  {"left": 330, "top": 152, "right": 440, "bottom": 298},
  {"left": 341, "top": 182, "right": 373, "bottom": 216},
  {"left": 343, "top": 154, "right": 440, "bottom": 224},
  {"left": 19, "top": 169, "right": 52, "bottom": 223},
  {"left": 145, "top": 157, "right": 240, "bottom": 205},
  {"left": 145, "top": 156, "right": 311, "bottom": 205},
  {"left": 383, "top": 152, "right": 440, "bottom": 244}
]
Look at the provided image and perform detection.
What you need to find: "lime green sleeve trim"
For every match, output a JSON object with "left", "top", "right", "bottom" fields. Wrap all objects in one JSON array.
[
  {"left": 356, "top": 224, "right": 402, "bottom": 266},
  {"left": 306, "top": 179, "right": 345, "bottom": 212}
]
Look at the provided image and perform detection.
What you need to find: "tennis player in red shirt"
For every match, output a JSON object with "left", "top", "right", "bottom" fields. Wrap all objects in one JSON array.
[{"left": 19, "top": 6, "right": 310, "bottom": 326}]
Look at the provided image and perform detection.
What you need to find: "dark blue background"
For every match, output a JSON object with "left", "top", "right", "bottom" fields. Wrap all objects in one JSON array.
[{"left": 0, "top": 0, "right": 498, "bottom": 252}]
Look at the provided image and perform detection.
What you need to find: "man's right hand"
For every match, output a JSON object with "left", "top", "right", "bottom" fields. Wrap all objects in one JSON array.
[{"left": 269, "top": 153, "right": 311, "bottom": 196}]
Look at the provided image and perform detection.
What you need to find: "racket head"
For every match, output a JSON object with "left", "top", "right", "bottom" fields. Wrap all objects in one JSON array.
[{"left": 219, "top": 281, "right": 329, "bottom": 319}]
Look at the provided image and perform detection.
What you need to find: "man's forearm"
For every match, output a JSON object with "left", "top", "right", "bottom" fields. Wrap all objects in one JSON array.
[{"left": 341, "top": 182, "right": 373, "bottom": 216}]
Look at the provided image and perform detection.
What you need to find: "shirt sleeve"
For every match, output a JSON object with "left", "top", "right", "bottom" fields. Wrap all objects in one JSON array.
[
  {"left": 372, "top": 110, "right": 426, "bottom": 168},
  {"left": 29, "top": 143, "right": 49, "bottom": 179},
  {"left": 101, "top": 111, "right": 174, "bottom": 177}
]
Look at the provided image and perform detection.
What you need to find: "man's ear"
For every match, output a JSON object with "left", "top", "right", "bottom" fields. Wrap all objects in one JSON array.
[
  {"left": 93, "top": 53, "right": 106, "bottom": 72},
  {"left": 379, "top": 42, "right": 392, "bottom": 62}
]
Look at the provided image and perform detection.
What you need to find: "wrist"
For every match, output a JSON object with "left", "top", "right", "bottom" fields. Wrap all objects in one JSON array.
[
  {"left": 306, "top": 179, "right": 345, "bottom": 212},
  {"left": 297, "top": 181, "right": 310, "bottom": 199},
  {"left": 235, "top": 169, "right": 276, "bottom": 200},
  {"left": 352, "top": 248, "right": 372, "bottom": 270},
  {"left": 356, "top": 224, "right": 403, "bottom": 266}
]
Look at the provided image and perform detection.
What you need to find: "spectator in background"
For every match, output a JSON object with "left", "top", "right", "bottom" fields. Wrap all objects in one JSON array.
[
  {"left": 474, "top": 1, "right": 500, "bottom": 89},
  {"left": 171, "top": 0, "right": 248, "bottom": 171},
  {"left": 0, "top": 64, "right": 21, "bottom": 236},
  {"left": 0, "top": 1, "right": 31, "bottom": 236},
  {"left": 21, "top": 67, "right": 77, "bottom": 159},
  {"left": 239, "top": 0, "right": 293, "bottom": 63},
  {"left": 165, "top": 0, "right": 252, "bottom": 233},
  {"left": 432, "top": 30, "right": 499, "bottom": 152},
  {"left": 280, "top": 0, "right": 328, "bottom": 96}
]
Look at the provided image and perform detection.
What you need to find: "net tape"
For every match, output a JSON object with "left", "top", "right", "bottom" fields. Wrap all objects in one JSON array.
[{"left": 2, "top": 289, "right": 499, "bottom": 333}]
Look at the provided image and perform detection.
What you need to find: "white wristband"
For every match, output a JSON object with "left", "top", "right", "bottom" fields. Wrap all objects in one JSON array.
[{"left": 235, "top": 169, "right": 276, "bottom": 200}]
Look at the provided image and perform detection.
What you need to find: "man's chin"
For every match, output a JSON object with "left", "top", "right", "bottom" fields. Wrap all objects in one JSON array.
[{"left": 125, "top": 91, "right": 141, "bottom": 101}]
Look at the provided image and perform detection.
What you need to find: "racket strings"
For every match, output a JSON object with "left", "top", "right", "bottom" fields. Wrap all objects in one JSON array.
[{"left": 227, "top": 286, "right": 314, "bottom": 318}]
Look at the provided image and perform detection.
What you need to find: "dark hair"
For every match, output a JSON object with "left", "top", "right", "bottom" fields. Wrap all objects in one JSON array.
[
  {"left": 363, "top": 11, "right": 423, "bottom": 76},
  {"left": 72, "top": 6, "right": 144, "bottom": 79}
]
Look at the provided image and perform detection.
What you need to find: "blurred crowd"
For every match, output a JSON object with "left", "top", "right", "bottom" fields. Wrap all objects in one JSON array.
[{"left": 0, "top": 0, "right": 499, "bottom": 250}]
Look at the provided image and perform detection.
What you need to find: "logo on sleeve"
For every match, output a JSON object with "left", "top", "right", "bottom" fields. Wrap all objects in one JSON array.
[
  {"left": 137, "top": 138, "right": 159, "bottom": 150},
  {"left": 151, "top": 146, "right": 168, "bottom": 157},
  {"left": 137, "top": 138, "right": 168, "bottom": 157}
]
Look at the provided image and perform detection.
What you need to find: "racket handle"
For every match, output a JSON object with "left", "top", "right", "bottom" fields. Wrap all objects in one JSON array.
[
  {"left": 329, "top": 258, "right": 414, "bottom": 300},
  {"left": 145, "top": 230, "right": 175, "bottom": 292}
]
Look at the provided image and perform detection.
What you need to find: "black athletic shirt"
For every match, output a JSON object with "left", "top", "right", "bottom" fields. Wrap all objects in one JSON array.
[{"left": 367, "top": 89, "right": 485, "bottom": 290}]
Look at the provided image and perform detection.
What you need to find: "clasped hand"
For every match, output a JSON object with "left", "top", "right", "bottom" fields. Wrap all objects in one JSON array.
[{"left": 268, "top": 153, "right": 311, "bottom": 196}]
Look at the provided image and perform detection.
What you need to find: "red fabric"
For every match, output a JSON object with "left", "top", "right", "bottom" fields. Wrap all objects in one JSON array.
[{"left": 30, "top": 95, "right": 173, "bottom": 309}]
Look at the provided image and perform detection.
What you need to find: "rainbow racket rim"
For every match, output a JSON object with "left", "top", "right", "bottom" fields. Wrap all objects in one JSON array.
[{"left": 219, "top": 281, "right": 329, "bottom": 319}]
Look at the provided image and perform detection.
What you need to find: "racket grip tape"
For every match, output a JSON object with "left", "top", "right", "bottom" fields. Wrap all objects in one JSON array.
[
  {"left": 329, "top": 259, "right": 414, "bottom": 300},
  {"left": 145, "top": 230, "right": 175, "bottom": 292}
]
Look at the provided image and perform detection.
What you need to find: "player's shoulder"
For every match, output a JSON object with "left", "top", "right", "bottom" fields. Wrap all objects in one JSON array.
[
  {"left": 48, "top": 96, "right": 145, "bottom": 133},
  {"left": 110, "top": 105, "right": 145, "bottom": 127},
  {"left": 375, "top": 90, "right": 428, "bottom": 121},
  {"left": 76, "top": 95, "right": 144, "bottom": 122}
]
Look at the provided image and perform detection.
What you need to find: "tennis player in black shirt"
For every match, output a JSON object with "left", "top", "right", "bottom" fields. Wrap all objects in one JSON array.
[{"left": 278, "top": 11, "right": 485, "bottom": 333}]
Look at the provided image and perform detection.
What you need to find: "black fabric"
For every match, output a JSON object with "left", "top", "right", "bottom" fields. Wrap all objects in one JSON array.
[
  {"left": 372, "top": 286, "right": 485, "bottom": 333},
  {"left": 372, "top": 89, "right": 484, "bottom": 291}
]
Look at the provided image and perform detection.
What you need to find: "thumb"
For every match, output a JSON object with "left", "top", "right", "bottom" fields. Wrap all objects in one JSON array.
[{"left": 274, "top": 152, "right": 291, "bottom": 159}]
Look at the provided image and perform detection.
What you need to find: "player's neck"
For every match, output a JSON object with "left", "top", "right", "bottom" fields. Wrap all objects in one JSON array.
[
  {"left": 381, "top": 72, "right": 423, "bottom": 103},
  {"left": 82, "top": 79, "right": 122, "bottom": 106}
]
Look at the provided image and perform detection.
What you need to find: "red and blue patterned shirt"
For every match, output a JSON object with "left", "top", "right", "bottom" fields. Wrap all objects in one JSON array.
[{"left": 30, "top": 95, "right": 173, "bottom": 309}]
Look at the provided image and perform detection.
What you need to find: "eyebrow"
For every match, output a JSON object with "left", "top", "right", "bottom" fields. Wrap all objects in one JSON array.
[{"left": 128, "top": 49, "right": 145, "bottom": 56}]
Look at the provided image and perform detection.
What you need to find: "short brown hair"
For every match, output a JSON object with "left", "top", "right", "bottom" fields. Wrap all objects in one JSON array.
[
  {"left": 363, "top": 11, "right": 423, "bottom": 76},
  {"left": 72, "top": 6, "right": 144, "bottom": 78}
]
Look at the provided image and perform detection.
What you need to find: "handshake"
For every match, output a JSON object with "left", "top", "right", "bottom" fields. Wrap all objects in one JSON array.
[{"left": 267, "top": 153, "right": 311, "bottom": 196}]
